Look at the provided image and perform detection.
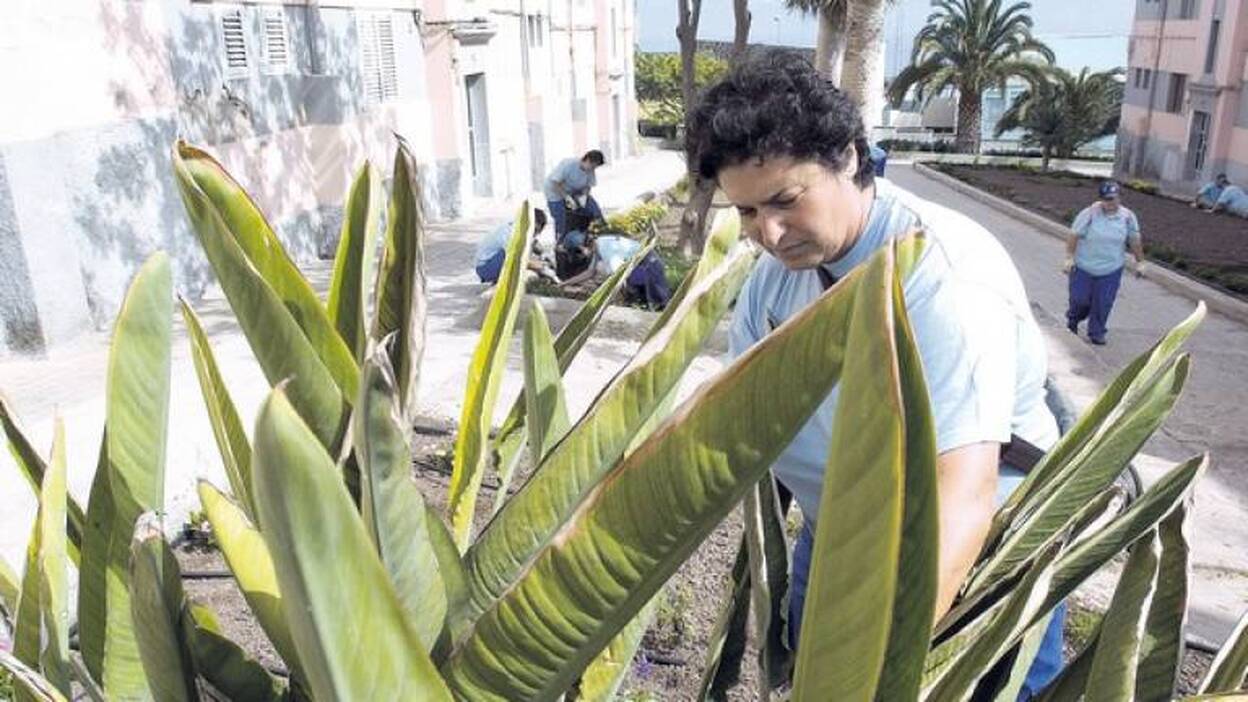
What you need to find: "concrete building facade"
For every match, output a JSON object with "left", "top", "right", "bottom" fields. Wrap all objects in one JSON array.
[
  {"left": 1117, "top": 0, "right": 1248, "bottom": 193},
  {"left": 0, "top": 0, "right": 636, "bottom": 358}
]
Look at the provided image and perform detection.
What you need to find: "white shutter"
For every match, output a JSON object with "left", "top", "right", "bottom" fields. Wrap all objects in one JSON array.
[
  {"left": 358, "top": 13, "right": 399, "bottom": 104},
  {"left": 262, "top": 8, "right": 291, "bottom": 75},
  {"left": 220, "top": 7, "right": 249, "bottom": 79},
  {"left": 377, "top": 15, "right": 398, "bottom": 101}
]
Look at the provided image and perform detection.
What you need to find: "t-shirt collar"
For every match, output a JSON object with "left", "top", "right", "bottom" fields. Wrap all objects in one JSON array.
[{"left": 824, "top": 184, "right": 890, "bottom": 280}]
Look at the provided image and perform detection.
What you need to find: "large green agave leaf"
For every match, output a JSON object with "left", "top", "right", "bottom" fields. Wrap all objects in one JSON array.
[
  {"left": 442, "top": 237, "right": 909, "bottom": 701},
  {"left": 328, "top": 163, "right": 382, "bottom": 361},
  {"left": 371, "top": 137, "right": 428, "bottom": 420},
  {"left": 462, "top": 234, "right": 756, "bottom": 625},
  {"left": 489, "top": 236, "right": 656, "bottom": 487},
  {"left": 14, "top": 419, "right": 71, "bottom": 700},
  {"left": 187, "top": 604, "right": 287, "bottom": 701},
  {"left": 791, "top": 252, "right": 937, "bottom": 702},
  {"left": 1136, "top": 503, "right": 1190, "bottom": 701},
  {"left": 196, "top": 481, "right": 303, "bottom": 681},
  {"left": 180, "top": 300, "right": 256, "bottom": 520},
  {"left": 992, "top": 303, "right": 1204, "bottom": 541},
  {"left": 128, "top": 514, "right": 198, "bottom": 702},
  {"left": 0, "top": 396, "right": 85, "bottom": 564},
  {"left": 1085, "top": 530, "right": 1162, "bottom": 702},
  {"left": 173, "top": 141, "right": 359, "bottom": 402},
  {"left": 1201, "top": 609, "right": 1248, "bottom": 694},
  {"left": 0, "top": 650, "right": 67, "bottom": 702},
  {"left": 172, "top": 143, "right": 349, "bottom": 451},
  {"left": 355, "top": 347, "right": 446, "bottom": 651},
  {"left": 447, "top": 203, "right": 535, "bottom": 550},
  {"left": 969, "top": 354, "right": 1190, "bottom": 593},
  {"left": 251, "top": 389, "right": 452, "bottom": 700},
  {"left": 78, "top": 253, "right": 172, "bottom": 699}
]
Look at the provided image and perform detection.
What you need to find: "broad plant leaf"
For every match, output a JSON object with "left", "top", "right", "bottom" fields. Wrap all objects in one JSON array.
[
  {"left": 1136, "top": 503, "right": 1190, "bottom": 701},
  {"left": 447, "top": 203, "right": 534, "bottom": 550},
  {"left": 744, "top": 474, "right": 792, "bottom": 694},
  {"left": 180, "top": 299, "right": 256, "bottom": 520},
  {"left": 78, "top": 253, "right": 172, "bottom": 699},
  {"left": 355, "top": 347, "right": 446, "bottom": 651},
  {"left": 969, "top": 354, "right": 1190, "bottom": 593},
  {"left": 187, "top": 604, "right": 287, "bottom": 702},
  {"left": 371, "top": 137, "right": 428, "bottom": 420},
  {"left": 0, "top": 650, "right": 68, "bottom": 702},
  {"left": 128, "top": 514, "right": 198, "bottom": 702},
  {"left": 0, "top": 555, "right": 17, "bottom": 621},
  {"left": 1202, "top": 609, "right": 1248, "bottom": 694},
  {"left": 328, "top": 162, "right": 382, "bottom": 360},
  {"left": 697, "top": 536, "right": 751, "bottom": 701},
  {"left": 461, "top": 228, "right": 757, "bottom": 626},
  {"left": 196, "top": 481, "right": 303, "bottom": 681},
  {"left": 1085, "top": 531, "right": 1163, "bottom": 701},
  {"left": 442, "top": 237, "right": 915, "bottom": 701},
  {"left": 172, "top": 142, "right": 349, "bottom": 451},
  {"left": 573, "top": 597, "right": 658, "bottom": 702},
  {"left": 490, "top": 236, "right": 656, "bottom": 486},
  {"left": 251, "top": 389, "right": 452, "bottom": 700},
  {"left": 1035, "top": 627, "right": 1099, "bottom": 701},
  {"left": 0, "top": 395, "right": 85, "bottom": 564},
  {"left": 991, "top": 609, "right": 1052, "bottom": 702},
  {"left": 991, "top": 303, "right": 1204, "bottom": 542},
  {"left": 173, "top": 141, "right": 359, "bottom": 403}
]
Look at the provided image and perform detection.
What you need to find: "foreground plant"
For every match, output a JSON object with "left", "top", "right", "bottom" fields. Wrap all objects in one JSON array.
[{"left": 0, "top": 137, "right": 1240, "bottom": 702}]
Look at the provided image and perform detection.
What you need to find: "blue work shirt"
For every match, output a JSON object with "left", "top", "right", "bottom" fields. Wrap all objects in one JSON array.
[
  {"left": 1215, "top": 185, "right": 1248, "bottom": 217},
  {"left": 475, "top": 221, "right": 514, "bottom": 268},
  {"left": 543, "top": 158, "right": 596, "bottom": 201},
  {"left": 1071, "top": 204, "right": 1141, "bottom": 276},
  {"left": 1197, "top": 182, "right": 1225, "bottom": 206},
  {"left": 729, "top": 179, "right": 1058, "bottom": 523}
]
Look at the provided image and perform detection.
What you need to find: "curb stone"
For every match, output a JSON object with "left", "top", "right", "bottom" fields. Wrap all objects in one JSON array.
[{"left": 912, "top": 162, "right": 1248, "bottom": 326}]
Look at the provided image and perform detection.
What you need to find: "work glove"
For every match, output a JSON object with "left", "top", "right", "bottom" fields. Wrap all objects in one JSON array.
[
  {"left": 563, "top": 194, "right": 578, "bottom": 210},
  {"left": 1131, "top": 259, "right": 1147, "bottom": 278},
  {"left": 1061, "top": 256, "right": 1074, "bottom": 275}
]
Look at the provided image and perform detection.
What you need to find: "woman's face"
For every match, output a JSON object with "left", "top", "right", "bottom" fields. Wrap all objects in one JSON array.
[{"left": 717, "top": 154, "right": 872, "bottom": 270}]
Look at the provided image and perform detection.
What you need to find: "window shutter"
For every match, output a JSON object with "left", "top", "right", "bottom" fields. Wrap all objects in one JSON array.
[
  {"left": 221, "top": 7, "right": 249, "bottom": 79},
  {"left": 262, "top": 8, "right": 291, "bottom": 74},
  {"left": 358, "top": 13, "right": 398, "bottom": 104},
  {"left": 378, "top": 15, "right": 398, "bottom": 101}
]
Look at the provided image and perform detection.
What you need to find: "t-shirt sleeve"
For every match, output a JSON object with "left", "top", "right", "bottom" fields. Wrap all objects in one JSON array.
[
  {"left": 907, "top": 279, "right": 1017, "bottom": 453},
  {"left": 551, "top": 159, "right": 573, "bottom": 185},
  {"left": 1072, "top": 207, "right": 1093, "bottom": 237},
  {"left": 1127, "top": 212, "right": 1141, "bottom": 243}
]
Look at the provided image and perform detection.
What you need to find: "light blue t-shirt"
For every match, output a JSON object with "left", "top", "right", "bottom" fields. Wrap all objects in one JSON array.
[
  {"left": 543, "top": 158, "right": 596, "bottom": 201},
  {"left": 1071, "top": 204, "right": 1141, "bottom": 276},
  {"left": 1215, "top": 185, "right": 1248, "bottom": 217},
  {"left": 1198, "top": 182, "right": 1226, "bottom": 206},
  {"left": 475, "top": 222, "right": 514, "bottom": 267},
  {"left": 729, "top": 179, "right": 1058, "bottom": 523}
]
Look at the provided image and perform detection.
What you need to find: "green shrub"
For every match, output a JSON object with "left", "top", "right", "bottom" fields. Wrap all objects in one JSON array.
[
  {"left": 596, "top": 200, "right": 669, "bottom": 238},
  {"left": 1127, "top": 179, "right": 1159, "bottom": 195}
]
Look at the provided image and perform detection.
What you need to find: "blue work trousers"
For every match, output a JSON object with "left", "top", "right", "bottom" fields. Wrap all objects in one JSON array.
[
  {"left": 547, "top": 195, "right": 602, "bottom": 238},
  {"left": 1067, "top": 266, "right": 1123, "bottom": 343}
]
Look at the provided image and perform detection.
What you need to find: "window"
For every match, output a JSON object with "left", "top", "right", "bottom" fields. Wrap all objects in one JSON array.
[
  {"left": 261, "top": 8, "right": 291, "bottom": 74},
  {"left": 1179, "top": 0, "right": 1196, "bottom": 18},
  {"left": 1204, "top": 19, "right": 1220, "bottom": 74},
  {"left": 1133, "top": 68, "right": 1141, "bottom": 88},
  {"left": 1166, "top": 73, "right": 1187, "bottom": 113},
  {"left": 1143, "top": 69, "right": 1152, "bottom": 89},
  {"left": 219, "top": 6, "right": 249, "bottom": 79},
  {"left": 1188, "top": 111, "right": 1210, "bottom": 173},
  {"left": 358, "top": 13, "right": 398, "bottom": 103}
]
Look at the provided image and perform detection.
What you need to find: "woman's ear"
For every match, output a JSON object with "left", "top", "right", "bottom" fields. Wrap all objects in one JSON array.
[{"left": 841, "top": 144, "right": 859, "bottom": 179}]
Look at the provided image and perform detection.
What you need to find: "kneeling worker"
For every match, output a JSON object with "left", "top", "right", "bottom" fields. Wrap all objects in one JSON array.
[{"left": 475, "top": 209, "right": 557, "bottom": 284}]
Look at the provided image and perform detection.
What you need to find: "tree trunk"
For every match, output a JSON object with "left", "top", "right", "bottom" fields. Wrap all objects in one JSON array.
[
  {"left": 1042, "top": 145, "right": 1052, "bottom": 171},
  {"left": 676, "top": 0, "right": 711, "bottom": 253},
  {"left": 955, "top": 89, "right": 983, "bottom": 154},
  {"left": 842, "top": 0, "right": 887, "bottom": 133},
  {"left": 679, "top": 177, "right": 716, "bottom": 255},
  {"left": 813, "top": 2, "right": 848, "bottom": 84},
  {"left": 731, "top": 0, "right": 751, "bottom": 66}
]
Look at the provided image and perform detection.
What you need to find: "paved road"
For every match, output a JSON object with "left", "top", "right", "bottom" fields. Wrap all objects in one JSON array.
[{"left": 893, "top": 163, "right": 1248, "bottom": 644}]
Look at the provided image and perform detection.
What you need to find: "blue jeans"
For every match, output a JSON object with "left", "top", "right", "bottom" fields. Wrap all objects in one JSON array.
[
  {"left": 475, "top": 249, "right": 505, "bottom": 284},
  {"left": 1067, "top": 266, "right": 1123, "bottom": 343},
  {"left": 547, "top": 195, "right": 602, "bottom": 239},
  {"left": 788, "top": 468, "right": 1066, "bottom": 699}
]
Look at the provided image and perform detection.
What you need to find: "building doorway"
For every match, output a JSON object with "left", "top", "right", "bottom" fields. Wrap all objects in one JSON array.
[
  {"left": 465, "top": 73, "right": 492, "bottom": 197},
  {"left": 1187, "top": 110, "right": 1210, "bottom": 179}
]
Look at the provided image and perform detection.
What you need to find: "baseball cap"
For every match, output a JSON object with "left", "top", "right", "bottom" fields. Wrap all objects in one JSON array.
[{"left": 1099, "top": 181, "right": 1121, "bottom": 200}]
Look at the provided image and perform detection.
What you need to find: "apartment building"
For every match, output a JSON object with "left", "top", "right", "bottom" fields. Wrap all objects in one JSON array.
[
  {"left": 1117, "top": 0, "right": 1248, "bottom": 193},
  {"left": 0, "top": 0, "right": 635, "bottom": 357}
]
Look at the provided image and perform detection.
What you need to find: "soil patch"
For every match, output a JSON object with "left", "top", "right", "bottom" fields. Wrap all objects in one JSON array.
[{"left": 929, "top": 163, "right": 1248, "bottom": 296}]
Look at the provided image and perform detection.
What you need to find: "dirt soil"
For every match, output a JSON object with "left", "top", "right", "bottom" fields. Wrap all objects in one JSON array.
[{"left": 931, "top": 164, "right": 1248, "bottom": 296}]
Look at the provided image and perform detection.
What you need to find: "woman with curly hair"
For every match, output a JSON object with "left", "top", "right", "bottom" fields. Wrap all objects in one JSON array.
[{"left": 687, "top": 53, "right": 1064, "bottom": 696}]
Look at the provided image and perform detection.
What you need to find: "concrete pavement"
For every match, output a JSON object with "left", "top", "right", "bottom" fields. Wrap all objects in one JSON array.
[{"left": 895, "top": 163, "right": 1248, "bottom": 645}]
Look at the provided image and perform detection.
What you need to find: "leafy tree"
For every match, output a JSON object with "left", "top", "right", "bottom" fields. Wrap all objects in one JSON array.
[
  {"left": 634, "top": 52, "right": 729, "bottom": 127},
  {"left": 887, "top": 0, "right": 1053, "bottom": 153},
  {"left": 995, "top": 66, "right": 1124, "bottom": 170}
]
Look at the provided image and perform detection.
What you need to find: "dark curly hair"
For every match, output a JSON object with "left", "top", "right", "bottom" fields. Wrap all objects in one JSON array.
[{"left": 686, "top": 52, "right": 874, "bottom": 189}]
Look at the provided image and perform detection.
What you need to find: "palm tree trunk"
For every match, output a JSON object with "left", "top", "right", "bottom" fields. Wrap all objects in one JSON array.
[
  {"left": 842, "top": 0, "right": 887, "bottom": 132},
  {"left": 955, "top": 89, "right": 983, "bottom": 154},
  {"left": 676, "top": 0, "right": 710, "bottom": 252},
  {"left": 813, "top": 2, "right": 848, "bottom": 84},
  {"left": 732, "top": 0, "right": 751, "bottom": 65}
]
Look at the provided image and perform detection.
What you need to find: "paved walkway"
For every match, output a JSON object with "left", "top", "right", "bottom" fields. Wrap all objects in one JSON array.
[{"left": 894, "top": 163, "right": 1248, "bottom": 644}]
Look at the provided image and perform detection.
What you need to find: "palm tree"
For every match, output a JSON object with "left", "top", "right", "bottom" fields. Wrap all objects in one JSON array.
[
  {"left": 888, "top": 0, "right": 1054, "bottom": 153},
  {"left": 995, "top": 66, "right": 1124, "bottom": 170},
  {"left": 785, "top": 0, "right": 890, "bottom": 132}
]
